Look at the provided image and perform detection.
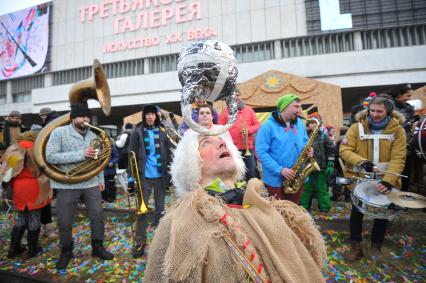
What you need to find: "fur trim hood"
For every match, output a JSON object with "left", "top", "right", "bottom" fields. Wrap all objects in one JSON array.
[
  {"left": 355, "top": 109, "right": 405, "bottom": 125},
  {"left": 171, "top": 125, "right": 246, "bottom": 198}
]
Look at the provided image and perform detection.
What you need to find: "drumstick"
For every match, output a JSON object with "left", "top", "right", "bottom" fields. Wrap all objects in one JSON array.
[{"left": 376, "top": 169, "right": 408, "bottom": 178}]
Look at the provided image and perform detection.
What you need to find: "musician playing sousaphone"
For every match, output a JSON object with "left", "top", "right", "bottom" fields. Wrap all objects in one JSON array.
[
  {"left": 219, "top": 88, "right": 261, "bottom": 181},
  {"left": 340, "top": 96, "right": 406, "bottom": 261},
  {"left": 144, "top": 40, "right": 327, "bottom": 282},
  {"left": 45, "top": 102, "right": 114, "bottom": 270}
]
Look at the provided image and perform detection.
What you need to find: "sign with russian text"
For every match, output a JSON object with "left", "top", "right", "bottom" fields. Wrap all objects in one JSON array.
[{"left": 79, "top": 0, "right": 216, "bottom": 53}]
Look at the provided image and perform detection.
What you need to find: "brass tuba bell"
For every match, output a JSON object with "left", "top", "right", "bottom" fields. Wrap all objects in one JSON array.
[{"left": 33, "top": 59, "right": 112, "bottom": 184}]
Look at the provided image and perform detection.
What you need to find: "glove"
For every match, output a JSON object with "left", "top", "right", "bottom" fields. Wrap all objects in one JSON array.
[
  {"left": 378, "top": 180, "right": 393, "bottom": 193},
  {"left": 325, "top": 161, "right": 335, "bottom": 177},
  {"left": 359, "top": 161, "right": 375, "bottom": 173}
]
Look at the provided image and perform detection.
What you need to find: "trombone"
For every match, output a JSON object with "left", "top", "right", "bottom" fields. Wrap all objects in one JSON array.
[
  {"left": 129, "top": 151, "right": 150, "bottom": 215},
  {"left": 126, "top": 151, "right": 151, "bottom": 245}
]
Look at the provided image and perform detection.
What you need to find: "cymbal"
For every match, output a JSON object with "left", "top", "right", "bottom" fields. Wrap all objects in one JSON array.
[{"left": 388, "top": 191, "right": 426, "bottom": 209}]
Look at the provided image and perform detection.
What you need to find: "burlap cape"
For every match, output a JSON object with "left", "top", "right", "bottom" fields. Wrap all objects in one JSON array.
[{"left": 145, "top": 179, "right": 326, "bottom": 282}]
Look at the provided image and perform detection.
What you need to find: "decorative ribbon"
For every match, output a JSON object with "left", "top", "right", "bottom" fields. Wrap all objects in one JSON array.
[{"left": 223, "top": 233, "right": 267, "bottom": 283}]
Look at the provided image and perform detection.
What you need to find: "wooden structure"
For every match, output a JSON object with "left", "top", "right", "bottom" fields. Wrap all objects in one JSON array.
[
  {"left": 412, "top": 85, "right": 426, "bottom": 115},
  {"left": 123, "top": 109, "right": 182, "bottom": 125},
  {"left": 214, "top": 70, "right": 343, "bottom": 130}
]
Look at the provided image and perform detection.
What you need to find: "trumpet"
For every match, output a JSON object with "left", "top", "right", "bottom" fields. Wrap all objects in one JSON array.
[{"left": 241, "top": 119, "right": 251, "bottom": 156}]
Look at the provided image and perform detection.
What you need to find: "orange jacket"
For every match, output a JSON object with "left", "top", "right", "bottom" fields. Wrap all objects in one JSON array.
[
  {"left": 218, "top": 106, "right": 260, "bottom": 150},
  {"left": 2, "top": 139, "right": 51, "bottom": 211}
]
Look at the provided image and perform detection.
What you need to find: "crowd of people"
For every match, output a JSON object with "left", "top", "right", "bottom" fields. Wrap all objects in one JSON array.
[{"left": 0, "top": 82, "right": 424, "bottom": 281}]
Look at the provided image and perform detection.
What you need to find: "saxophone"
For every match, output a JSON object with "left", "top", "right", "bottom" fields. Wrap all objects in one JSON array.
[{"left": 283, "top": 117, "right": 321, "bottom": 194}]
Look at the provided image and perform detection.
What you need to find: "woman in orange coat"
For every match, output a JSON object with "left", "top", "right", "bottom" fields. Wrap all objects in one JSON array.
[{"left": 0, "top": 130, "right": 51, "bottom": 259}]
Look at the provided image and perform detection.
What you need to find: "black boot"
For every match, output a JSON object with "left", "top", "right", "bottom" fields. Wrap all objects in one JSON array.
[
  {"left": 7, "top": 226, "right": 27, "bottom": 259},
  {"left": 91, "top": 240, "right": 114, "bottom": 260},
  {"left": 56, "top": 244, "right": 73, "bottom": 270},
  {"left": 27, "top": 228, "right": 42, "bottom": 258},
  {"left": 132, "top": 243, "right": 146, "bottom": 259}
]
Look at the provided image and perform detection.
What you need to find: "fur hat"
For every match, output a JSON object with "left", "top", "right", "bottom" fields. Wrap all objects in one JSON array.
[
  {"left": 142, "top": 104, "right": 160, "bottom": 127},
  {"left": 171, "top": 125, "right": 245, "bottom": 198}
]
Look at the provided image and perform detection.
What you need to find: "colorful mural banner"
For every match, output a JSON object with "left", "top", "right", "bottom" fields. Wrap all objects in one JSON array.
[{"left": 0, "top": 4, "right": 49, "bottom": 80}]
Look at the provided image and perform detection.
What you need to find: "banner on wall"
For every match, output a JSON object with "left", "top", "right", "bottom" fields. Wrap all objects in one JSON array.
[{"left": 0, "top": 3, "right": 50, "bottom": 80}]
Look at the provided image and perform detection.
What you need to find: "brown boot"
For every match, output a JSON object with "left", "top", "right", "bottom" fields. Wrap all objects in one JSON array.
[{"left": 344, "top": 241, "right": 363, "bottom": 261}]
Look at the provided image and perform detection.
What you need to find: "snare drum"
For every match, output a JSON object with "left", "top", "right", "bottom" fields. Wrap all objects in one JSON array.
[{"left": 351, "top": 179, "right": 398, "bottom": 220}]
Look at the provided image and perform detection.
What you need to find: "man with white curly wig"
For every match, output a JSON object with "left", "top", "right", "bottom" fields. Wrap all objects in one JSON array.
[{"left": 144, "top": 126, "right": 327, "bottom": 282}]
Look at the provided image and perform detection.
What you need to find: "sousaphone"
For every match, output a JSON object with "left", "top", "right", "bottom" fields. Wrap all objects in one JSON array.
[{"left": 33, "top": 59, "right": 111, "bottom": 184}]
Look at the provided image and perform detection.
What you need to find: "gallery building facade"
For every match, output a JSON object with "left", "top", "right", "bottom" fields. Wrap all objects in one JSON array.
[{"left": 1, "top": 0, "right": 425, "bottom": 126}]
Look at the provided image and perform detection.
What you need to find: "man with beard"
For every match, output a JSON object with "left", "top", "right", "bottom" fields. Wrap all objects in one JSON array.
[
  {"left": 0, "top": 111, "right": 26, "bottom": 159},
  {"left": 45, "top": 103, "right": 114, "bottom": 270},
  {"left": 128, "top": 104, "right": 171, "bottom": 258},
  {"left": 219, "top": 89, "right": 261, "bottom": 181},
  {"left": 256, "top": 94, "right": 311, "bottom": 204},
  {"left": 340, "top": 97, "right": 406, "bottom": 260}
]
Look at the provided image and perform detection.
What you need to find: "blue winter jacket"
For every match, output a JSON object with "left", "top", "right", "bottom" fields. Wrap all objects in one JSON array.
[
  {"left": 255, "top": 112, "right": 308, "bottom": 187},
  {"left": 104, "top": 145, "right": 120, "bottom": 176}
]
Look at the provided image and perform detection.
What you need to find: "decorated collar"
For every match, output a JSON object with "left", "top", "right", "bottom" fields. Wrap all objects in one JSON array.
[{"left": 204, "top": 178, "right": 245, "bottom": 193}]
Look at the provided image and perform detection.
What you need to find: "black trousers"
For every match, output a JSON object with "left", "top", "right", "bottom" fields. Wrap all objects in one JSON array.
[
  {"left": 40, "top": 203, "right": 52, "bottom": 225},
  {"left": 349, "top": 205, "right": 388, "bottom": 243}
]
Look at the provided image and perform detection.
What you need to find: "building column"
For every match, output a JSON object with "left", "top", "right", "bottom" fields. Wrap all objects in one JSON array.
[
  {"left": 274, "top": 40, "right": 282, "bottom": 59},
  {"left": 44, "top": 73, "right": 53, "bottom": 87},
  {"left": 144, "top": 59, "right": 150, "bottom": 74},
  {"left": 354, "top": 31, "right": 363, "bottom": 51},
  {"left": 6, "top": 80, "right": 12, "bottom": 104}
]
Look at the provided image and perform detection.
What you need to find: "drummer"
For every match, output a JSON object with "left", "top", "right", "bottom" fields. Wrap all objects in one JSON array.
[{"left": 340, "top": 96, "right": 406, "bottom": 261}]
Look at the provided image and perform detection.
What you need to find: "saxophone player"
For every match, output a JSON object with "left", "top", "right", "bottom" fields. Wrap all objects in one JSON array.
[{"left": 256, "top": 94, "right": 313, "bottom": 204}]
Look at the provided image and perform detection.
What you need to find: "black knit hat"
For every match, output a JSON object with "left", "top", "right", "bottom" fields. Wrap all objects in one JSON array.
[{"left": 70, "top": 103, "right": 91, "bottom": 119}]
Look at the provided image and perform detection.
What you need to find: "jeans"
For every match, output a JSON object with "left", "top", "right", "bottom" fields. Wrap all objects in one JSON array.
[{"left": 56, "top": 187, "right": 105, "bottom": 248}]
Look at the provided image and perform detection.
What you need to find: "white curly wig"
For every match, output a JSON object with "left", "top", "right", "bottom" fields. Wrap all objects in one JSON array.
[{"left": 171, "top": 125, "right": 246, "bottom": 197}]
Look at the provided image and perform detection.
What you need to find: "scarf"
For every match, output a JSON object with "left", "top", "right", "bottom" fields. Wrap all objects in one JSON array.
[
  {"left": 237, "top": 101, "right": 245, "bottom": 110},
  {"left": 143, "top": 126, "right": 162, "bottom": 173},
  {"left": 368, "top": 116, "right": 389, "bottom": 130}
]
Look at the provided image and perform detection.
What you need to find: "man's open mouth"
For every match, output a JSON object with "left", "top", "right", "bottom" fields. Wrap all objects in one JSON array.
[{"left": 219, "top": 151, "right": 230, "bottom": 158}]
